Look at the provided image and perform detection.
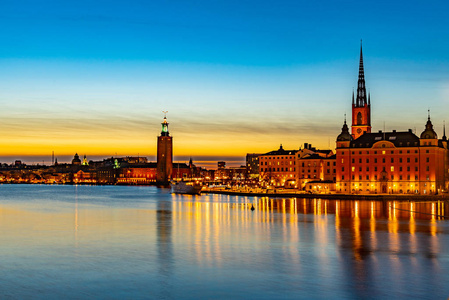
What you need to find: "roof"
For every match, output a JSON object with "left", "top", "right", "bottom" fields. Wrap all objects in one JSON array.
[
  {"left": 350, "top": 130, "right": 421, "bottom": 148},
  {"left": 262, "top": 149, "right": 298, "bottom": 156}
]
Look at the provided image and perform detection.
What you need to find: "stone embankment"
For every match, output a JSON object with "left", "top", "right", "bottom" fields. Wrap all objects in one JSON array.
[{"left": 202, "top": 188, "right": 449, "bottom": 201}]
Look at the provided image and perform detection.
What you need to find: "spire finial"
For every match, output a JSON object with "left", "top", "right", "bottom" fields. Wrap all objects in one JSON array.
[
  {"left": 162, "top": 110, "right": 168, "bottom": 119},
  {"left": 443, "top": 120, "right": 446, "bottom": 139},
  {"left": 428, "top": 108, "right": 430, "bottom": 121},
  {"left": 352, "top": 89, "right": 354, "bottom": 105},
  {"left": 344, "top": 113, "right": 347, "bottom": 124}
]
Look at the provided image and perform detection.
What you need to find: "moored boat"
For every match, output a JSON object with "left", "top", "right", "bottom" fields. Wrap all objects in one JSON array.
[{"left": 171, "top": 181, "right": 202, "bottom": 195}]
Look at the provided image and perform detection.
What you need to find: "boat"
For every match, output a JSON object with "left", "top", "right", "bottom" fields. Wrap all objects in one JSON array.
[{"left": 171, "top": 181, "right": 202, "bottom": 195}]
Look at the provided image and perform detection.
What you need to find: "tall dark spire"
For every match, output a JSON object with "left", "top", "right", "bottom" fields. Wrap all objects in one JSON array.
[{"left": 356, "top": 40, "right": 367, "bottom": 107}]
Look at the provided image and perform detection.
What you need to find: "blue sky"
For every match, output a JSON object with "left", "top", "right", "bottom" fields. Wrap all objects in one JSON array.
[{"left": 0, "top": 0, "right": 449, "bottom": 164}]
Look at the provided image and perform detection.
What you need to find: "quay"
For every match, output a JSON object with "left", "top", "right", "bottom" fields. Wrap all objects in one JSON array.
[{"left": 202, "top": 188, "right": 449, "bottom": 201}]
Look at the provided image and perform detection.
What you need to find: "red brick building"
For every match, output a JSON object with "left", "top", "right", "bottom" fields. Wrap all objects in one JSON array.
[{"left": 336, "top": 44, "right": 449, "bottom": 195}]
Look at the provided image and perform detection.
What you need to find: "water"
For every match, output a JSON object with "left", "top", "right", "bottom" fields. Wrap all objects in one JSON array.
[{"left": 0, "top": 185, "right": 447, "bottom": 299}]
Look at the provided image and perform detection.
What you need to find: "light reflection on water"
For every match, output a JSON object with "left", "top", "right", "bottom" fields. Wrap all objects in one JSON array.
[{"left": 0, "top": 185, "right": 448, "bottom": 299}]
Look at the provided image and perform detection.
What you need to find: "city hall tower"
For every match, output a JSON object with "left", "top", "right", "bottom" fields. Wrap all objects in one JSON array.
[{"left": 157, "top": 112, "right": 173, "bottom": 185}]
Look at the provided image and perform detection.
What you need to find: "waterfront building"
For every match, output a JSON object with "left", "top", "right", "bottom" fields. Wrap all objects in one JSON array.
[
  {"left": 259, "top": 145, "right": 298, "bottom": 187},
  {"left": 336, "top": 44, "right": 449, "bottom": 194},
  {"left": 156, "top": 114, "right": 173, "bottom": 185},
  {"left": 296, "top": 143, "right": 336, "bottom": 190},
  {"left": 246, "top": 153, "right": 260, "bottom": 179}
]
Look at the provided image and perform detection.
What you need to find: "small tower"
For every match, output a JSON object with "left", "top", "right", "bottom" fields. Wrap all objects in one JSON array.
[
  {"left": 157, "top": 112, "right": 173, "bottom": 185},
  {"left": 351, "top": 41, "right": 372, "bottom": 140}
]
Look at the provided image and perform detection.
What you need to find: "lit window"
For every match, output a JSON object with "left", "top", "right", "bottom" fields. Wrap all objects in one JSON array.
[
  {"left": 382, "top": 151, "right": 385, "bottom": 155},
  {"left": 391, "top": 166, "right": 394, "bottom": 172},
  {"left": 352, "top": 167, "right": 355, "bottom": 172}
]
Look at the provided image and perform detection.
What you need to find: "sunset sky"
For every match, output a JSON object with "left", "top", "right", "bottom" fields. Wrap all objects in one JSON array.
[{"left": 1, "top": 1, "right": 449, "bottom": 165}]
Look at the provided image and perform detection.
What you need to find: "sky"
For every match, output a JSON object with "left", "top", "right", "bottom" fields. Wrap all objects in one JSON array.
[{"left": 1, "top": 0, "right": 449, "bottom": 166}]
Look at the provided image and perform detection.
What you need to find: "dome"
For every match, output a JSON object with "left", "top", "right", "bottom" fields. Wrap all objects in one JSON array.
[
  {"left": 420, "top": 118, "right": 437, "bottom": 139},
  {"left": 72, "top": 153, "right": 82, "bottom": 165},
  {"left": 337, "top": 121, "right": 352, "bottom": 141}
]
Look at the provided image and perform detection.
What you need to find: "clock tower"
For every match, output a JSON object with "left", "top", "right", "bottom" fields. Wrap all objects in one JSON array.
[{"left": 351, "top": 42, "right": 371, "bottom": 140}]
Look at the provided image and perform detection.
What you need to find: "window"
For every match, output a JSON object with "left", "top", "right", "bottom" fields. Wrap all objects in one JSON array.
[
  {"left": 359, "top": 175, "right": 362, "bottom": 180},
  {"left": 374, "top": 167, "right": 377, "bottom": 172},
  {"left": 399, "top": 158, "right": 402, "bottom": 163},
  {"left": 415, "top": 175, "right": 418, "bottom": 180},
  {"left": 352, "top": 158, "right": 355, "bottom": 163},
  {"left": 342, "top": 175, "right": 345, "bottom": 180},
  {"left": 391, "top": 175, "right": 394, "bottom": 180},
  {"left": 359, "top": 167, "right": 362, "bottom": 172},
  {"left": 426, "top": 157, "right": 430, "bottom": 163},
  {"left": 359, "top": 158, "right": 362, "bottom": 163},
  {"left": 374, "top": 158, "right": 377, "bottom": 163},
  {"left": 391, "top": 166, "right": 394, "bottom": 172},
  {"left": 382, "top": 151, "right": 386, "bottom": 154},
  {"left": 399, "top": 167, "right": 402, "bottom": 172},
  {"left": 407, "top": 166, "right": 410, "bottom": 171},
  {"left": 407, "top": 158, "right": 410, "bottom": 163},
  {"left": 366, "top": 175, "right": 369, "bottom": 180},
  {"left": 426, "top": 175, "right": 430, "bottom": 181},
  {"left": 366, "top": 167, "right": 369, "bottom": 172},
  {"left": 382, "top": 158, "right": 386, "bottom": 163},
  {"left": 327, "top": 162, "right": 330, "bottom": 166},
  {"left": 391, "top": 158, "right": 394, "bottom": 163},
  {"left": 366, "top": 159, "right": 369, "bottom": 163},
  {"left": 415, "top": 166, "right": 418, "bottom": 171},
  {"left": 415, "top": 158, "right": 418, "bottom": 163},
  {"left": 352, "top": 167, "right": 355, "bottom": 172},
  {"left": 407, "top": 175, "right": 410, "bottom": 180},
  {"left": 375, "top": 175, "right": 378, "bottom": 180},
  {"left": 352, "top": 175, "right": 355, "bottom": 180},
  {"left": 302, "top": 162, "right": 305, "bottom": 167},
  {"left": 426, "top": 150, "right": 429, "bottom": 153},
  {"left": 426, "top": 166, "right": 429, "bottom": 171},
  {"left": 391, "top": 151, "right": 394, "bottom": 154},
  {"left": 374, "top": 151, "right": 377, "bottom": 154},
  {"left": 400, "top": 175, "right": 402, "bottom": 180}
]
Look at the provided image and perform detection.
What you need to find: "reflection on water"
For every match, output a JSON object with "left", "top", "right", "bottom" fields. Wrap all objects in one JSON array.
[{"left": 0, "top": 185, "right": 448, "bottom": 299}]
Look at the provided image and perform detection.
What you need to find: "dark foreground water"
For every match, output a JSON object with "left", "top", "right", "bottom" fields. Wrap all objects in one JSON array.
[{"left": 0, "top": 185, "right": 447, "bottom": 299}]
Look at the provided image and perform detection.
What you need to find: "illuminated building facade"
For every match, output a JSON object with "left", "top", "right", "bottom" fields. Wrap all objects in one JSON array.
[
  {"left": 336, "top": 44, "right": 448, "bottom": 194},
  {"left": 246, "top": 153, "right": 260, "bottom": 178},
  {"left": 259, "top": 145, "right": 297, "bottom": 187},
  {"left": 157, "top": 114, "right": 173, "bottom": 185},
  {"left": 296, "top": 143, "right": 336, "bottom": 190}
]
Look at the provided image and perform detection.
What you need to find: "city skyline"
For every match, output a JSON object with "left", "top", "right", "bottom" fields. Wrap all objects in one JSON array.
[{"left": 1, "top": 1, "right": 449, "bottom": 164}]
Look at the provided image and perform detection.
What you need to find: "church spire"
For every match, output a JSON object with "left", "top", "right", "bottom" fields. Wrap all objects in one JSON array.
[
  {"left": 443, "top": 121, "right": 447, "bottom": 141},
  {"left": 356, "top": 40, "right": 367, "bottom": 107}
]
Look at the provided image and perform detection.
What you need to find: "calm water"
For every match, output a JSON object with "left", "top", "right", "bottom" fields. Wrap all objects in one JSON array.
[{"left": 0, "top": 185, "right": 448, "bottom": 299}]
